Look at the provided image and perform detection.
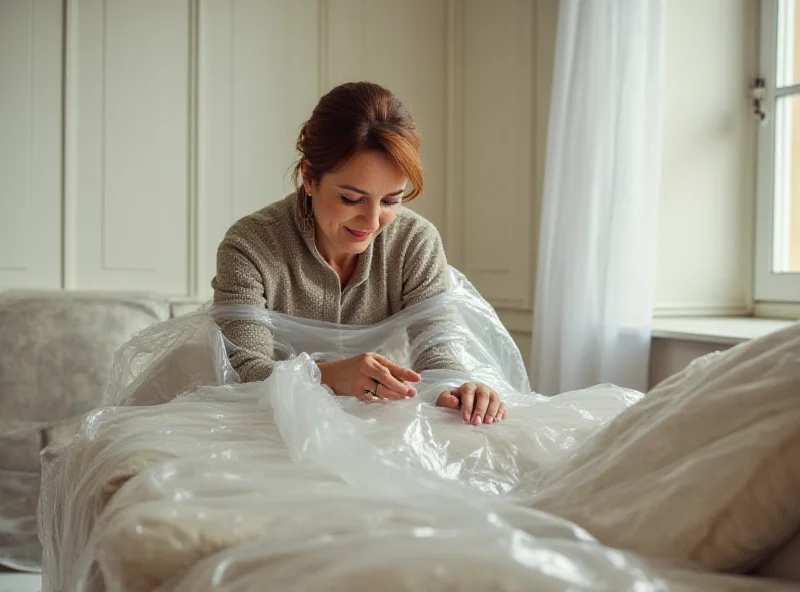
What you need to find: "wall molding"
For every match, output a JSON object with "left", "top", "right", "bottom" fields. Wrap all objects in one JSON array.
[
  {"left": 62, "top": 0, "right": 191, "bottom": 293},
  {"left": 195, "top": 0, "right": 233, "bottom": 302},
  {"left": 444, "top": 0, "right": 464, "bottom": 270},
  {"left": 63, "top": 0, "right": 78, "bottom": 289},
  {"left": 186, "top": 0, "right": 199, "bottom": 299},
  {"left": 0, "top": 0, "right": 64, "bottom": 287},
  {"left": 317, "top": 0, "right": 329, "bottom": 94},
  {"left": 447, "top": 1, "right": 535, "bottom": 310}
]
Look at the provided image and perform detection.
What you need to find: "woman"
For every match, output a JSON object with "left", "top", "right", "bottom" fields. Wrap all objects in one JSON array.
[{"left": 212, "top": 81, "right": 506, "bottom": 426}]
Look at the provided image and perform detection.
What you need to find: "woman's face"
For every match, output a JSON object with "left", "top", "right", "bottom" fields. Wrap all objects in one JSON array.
[{"left": 304, "top": 150, "right": 408, "bottom": 260}]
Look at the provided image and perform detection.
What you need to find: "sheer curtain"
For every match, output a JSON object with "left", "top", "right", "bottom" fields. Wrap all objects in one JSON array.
[{"left": 530, "top": 0, "right": 666, "bottom": 396}]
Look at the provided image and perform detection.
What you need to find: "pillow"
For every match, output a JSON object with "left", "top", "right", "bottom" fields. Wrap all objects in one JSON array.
[
  {"left": 0, "top": 420, "right": 46, "bottom": 472},
  {"left": 529, "top": 321, "right": 800, "bottom": 573},
  {"left": 110, "top": 316, "right": 235, "bottom": 407},
  {"left": 0, "top": 292, "right": 169, "bottom": 422}
]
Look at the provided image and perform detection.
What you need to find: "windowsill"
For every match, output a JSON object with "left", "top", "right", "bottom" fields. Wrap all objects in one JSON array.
[{"left": 651, "top": 316, "right": 797, "bottom": 346}]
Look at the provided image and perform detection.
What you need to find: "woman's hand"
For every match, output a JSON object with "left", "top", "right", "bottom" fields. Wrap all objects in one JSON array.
[
  {"left": 435, "top": 383, "right": 506, "bottom": 425},
  {"left": 318, "top": 353, "right": 420, "bottom": 402}
]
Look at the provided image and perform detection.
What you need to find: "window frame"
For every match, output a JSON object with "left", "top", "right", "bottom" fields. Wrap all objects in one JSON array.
[{"left": 756, "top": 0, "right": 800, "bottom": 302}]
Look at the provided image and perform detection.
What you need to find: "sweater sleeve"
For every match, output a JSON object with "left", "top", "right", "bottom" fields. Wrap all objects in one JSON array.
[
  {"left": 401, "top": 221, "right": 469, "bottom": 375},
  {"left": 211, "top": 236, "right": 275, "bottom": 382}
]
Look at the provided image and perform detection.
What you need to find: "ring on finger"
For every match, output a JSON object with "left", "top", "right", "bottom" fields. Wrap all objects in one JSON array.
[
  {"left": 363, "top": 380, "right": 382, "bottom": 401},
  {"left": 363, "top": 384, "right": 378, "bottom": 401}
]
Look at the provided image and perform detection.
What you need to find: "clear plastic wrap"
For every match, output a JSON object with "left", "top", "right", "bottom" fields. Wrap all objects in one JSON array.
[
  {"left": 37, "top": 268, "right": 794, "bottom": 590},
  {"left": 101, "top": 269, "right": 641, "bottom": 497},
  {"left": 40, "top": 382, "right": 792, "bottom": 591}
]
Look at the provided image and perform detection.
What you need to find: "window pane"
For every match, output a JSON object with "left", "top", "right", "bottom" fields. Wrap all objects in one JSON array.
[
  {"left": 777, "top": 0, "right": 800, "bottom": 87},
  {"left": 773, "top": 95, "right": 800, "bottom": 273}
]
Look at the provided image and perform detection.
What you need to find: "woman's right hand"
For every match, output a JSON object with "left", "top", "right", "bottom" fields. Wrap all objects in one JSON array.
[{"left": 317, "top": 353, "right": 420, "bottom": 402}]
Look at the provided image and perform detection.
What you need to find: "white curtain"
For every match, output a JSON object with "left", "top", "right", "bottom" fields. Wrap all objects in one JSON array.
[{"left": 530, "top": 0, "right": 666, "bottom": 396}]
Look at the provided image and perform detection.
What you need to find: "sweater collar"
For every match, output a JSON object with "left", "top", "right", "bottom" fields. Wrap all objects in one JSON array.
[{"left": 290, "top": 194, "right": 374, "bottom": 293}]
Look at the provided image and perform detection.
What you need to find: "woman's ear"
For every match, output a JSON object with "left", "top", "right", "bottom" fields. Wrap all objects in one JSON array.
[{"left": 301, "top": 161, "right": 314, "bottom": 195}]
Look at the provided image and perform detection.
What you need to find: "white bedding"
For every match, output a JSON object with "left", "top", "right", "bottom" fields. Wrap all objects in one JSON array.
[{"left": 39, "top": 377, "right": 795, "bottom": 591}]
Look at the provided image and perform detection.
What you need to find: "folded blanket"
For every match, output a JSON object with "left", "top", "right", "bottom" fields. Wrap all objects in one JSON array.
[{"left": 528, "top": 322, "right": 800, "bottom": 573}]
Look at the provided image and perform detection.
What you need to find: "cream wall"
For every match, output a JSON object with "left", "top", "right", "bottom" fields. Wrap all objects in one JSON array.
[
  {"left": 0, "top": 0, "right": 63, "bottom": 290},
  {"left": 649, "top": 337, "right": 729, "bottom": 387},
  {"left": 647, "top": 0, "right": 760, "bottom": 384},
  {"left": 0, "top": 0, "right": 552, "bottom": 324},
  {"left": 655, "top": 0, "right": 759, "bottom": 317}
]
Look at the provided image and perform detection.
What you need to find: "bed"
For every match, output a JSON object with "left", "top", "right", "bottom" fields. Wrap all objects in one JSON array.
[{"left": 37, "top": 270, "right": 800, "bottom": 590}]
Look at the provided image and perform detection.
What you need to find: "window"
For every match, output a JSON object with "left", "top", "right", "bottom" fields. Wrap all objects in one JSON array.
[{"left": 757, "top": 0, "right": 800, "bottom": 302}]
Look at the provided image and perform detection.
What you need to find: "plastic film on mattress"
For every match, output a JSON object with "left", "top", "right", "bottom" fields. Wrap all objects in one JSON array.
[{"left": 41, "top": 267, "right": 770, "bottom": 591}]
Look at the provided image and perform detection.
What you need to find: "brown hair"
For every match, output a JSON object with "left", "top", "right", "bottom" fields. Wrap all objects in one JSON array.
[{"left": 292, "top": 82, "right": 423, "bottom": 219}]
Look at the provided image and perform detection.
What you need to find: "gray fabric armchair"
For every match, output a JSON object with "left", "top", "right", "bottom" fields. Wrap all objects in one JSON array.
[{"left": 0, "top": 291, "right": 169, "bottom": 571}]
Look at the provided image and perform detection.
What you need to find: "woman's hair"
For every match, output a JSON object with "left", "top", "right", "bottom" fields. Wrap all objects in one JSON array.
[{"left": 292, "top": 82, "right": 423, "bottom": 218}]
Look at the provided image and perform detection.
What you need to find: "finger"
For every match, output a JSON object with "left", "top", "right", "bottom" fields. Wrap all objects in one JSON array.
[
  {"left": 356, "top": 386, "right": 382, "bottom": 404},
  {"left": 484, "top": 393, "right": 501, "bottom": 424},
  {"left": 471, "top": 385, "right": 491, "bottom": 425},
  {"left": 366, "top": 363, "right": 414, "bottom": 397},
  {"left": 374, "top": 382, "right": 407, "bottom": 401},
  {"left": 459, "top": 383, "right": 477, "bottom": 422},
  {"left": 373, "top": 354, "right": 421, "bottom": 384},
  {"left": 436, "top": 390, "right": 460, "bottom": 409},
  {"left": 497, "top": 403, "right": 506, "bottom": 421}
]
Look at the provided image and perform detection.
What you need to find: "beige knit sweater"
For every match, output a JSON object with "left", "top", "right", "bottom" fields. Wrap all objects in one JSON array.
[{"left": 212, "top": 194, "right": 464, "bottom": 382}]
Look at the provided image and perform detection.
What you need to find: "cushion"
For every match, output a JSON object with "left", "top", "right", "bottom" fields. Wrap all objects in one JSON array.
[
  {"left": 529, "top": 321, "right": 800, "bottom": 573},
  {"left": 44, "top": 417, "right": 84, "bottom": 450},
  {"left": 0, "top": 292, "right": 169, "bottom": 422},
  {"left": 0, "top": 420, "right": 45, "bottom": 473},
  {"left": 108, "top": 314, "right": 235, "bottom": 407}
]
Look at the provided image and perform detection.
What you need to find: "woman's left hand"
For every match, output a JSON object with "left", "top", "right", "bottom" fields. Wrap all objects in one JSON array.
[{"left": 435, "top": 383, "right": 506, "bottom": 425}]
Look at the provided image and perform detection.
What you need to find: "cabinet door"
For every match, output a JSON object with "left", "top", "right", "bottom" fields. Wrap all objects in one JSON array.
[
  {"left": 462, "top": 0, "right": 535, "bottom": 310},
  {"left": 325, "top": 0, "right": 449, "bottom": 237},
  {"left": 66, "top": 0, "right": 191, "bottom": 296},
  {"left": 196, "top": 0, "right": 320, "bottom": 299},
  {"left": 0, "top": 0, "right": 64, "bottom": 290}
]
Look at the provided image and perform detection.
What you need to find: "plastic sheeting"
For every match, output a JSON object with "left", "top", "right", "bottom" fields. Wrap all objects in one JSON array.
[
  {"left": 102, "top": 268, "right": 642, "bottom": 497},
  {"left": 36, "top": 269, "right": 792, "bottom": 590}
]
